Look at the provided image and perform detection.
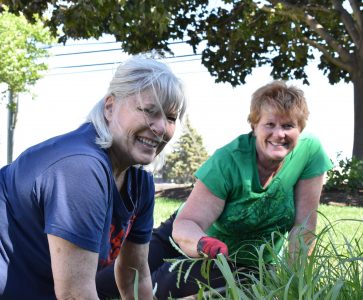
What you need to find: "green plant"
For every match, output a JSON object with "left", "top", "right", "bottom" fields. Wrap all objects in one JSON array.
[
  {"left": 325, "top": 153, "right": 363, "bottom": 193},
  {"left": 167, "top": 218, "right": 363, "bottom": 299}
]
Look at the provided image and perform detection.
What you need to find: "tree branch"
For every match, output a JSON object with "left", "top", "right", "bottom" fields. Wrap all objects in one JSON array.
[
  {"left": 261, "top": 2, "right": 353, "bottom": 63},
  {"left": 269, "top": 0, "right": 330, "bottom": 13},
  {"left": 258, "top": 2, "right": 355, "bottom": 70},
  {"left": 332, "top": 0, "right": 360, "bottom": 48},
  {"left": 301, "top": 36, "right": 353, "bottom": 73},
  {"left": 302, "top": 11, "right": 352, "bottom": 62},
  {"left": 255, "top": 1, "right": 304, "bottom": 21},
  {"left": 348, "top": 0, "right": 363, "bottom": 33}
]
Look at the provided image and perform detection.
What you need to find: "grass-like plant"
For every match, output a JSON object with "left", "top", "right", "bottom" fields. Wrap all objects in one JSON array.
[
  {"left": 112, "top": 199, "right": 362, "bottom": 300},
  {"left": 165, "top": 215, "right": 362, "bottom": 299}
]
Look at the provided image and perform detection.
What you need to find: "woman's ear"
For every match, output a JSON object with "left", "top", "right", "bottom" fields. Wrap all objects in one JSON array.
[
  {"left": 104, "top": 95, "right": 115, "bottom": 121},
  {"left": 251, "top": 125, "right": 255, "bottom": 136}
]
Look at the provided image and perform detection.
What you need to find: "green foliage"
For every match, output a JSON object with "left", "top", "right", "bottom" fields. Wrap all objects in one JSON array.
[
  {"left": 3, "top": 1, "right": 361, "bottom": 87},
  {"left": 161, "top": 116, "right": 209, "bottom": 184},
  {"left": 0, "top": 0, "right": 202, "bottom": 53},
  {"left": 167, "top": 218, "right": 363, "bottom": 299},
  {"left": 325, "top": 153, "right": 363, "bottom": 193},
  {"left": 0, "top": 7, "right": 54, "bottom": 95},
  {"left": 0, "top": 6, "right": 55, "bottom": 163}
]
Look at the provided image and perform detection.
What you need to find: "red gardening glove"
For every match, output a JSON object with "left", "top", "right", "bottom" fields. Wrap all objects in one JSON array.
[{"left": 197, "top": 236, "right": 229, "bottom": 259}]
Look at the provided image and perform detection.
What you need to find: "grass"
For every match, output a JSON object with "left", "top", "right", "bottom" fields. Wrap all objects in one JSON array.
[
  {"left": 153, "top": 197, "right": 363, "bottom": 299},
  {"left": 317, "top": 204, "right": 363, "bottom": 245},
  {"left": 154, "top": 197, "right": 184, "bottom": 227},
  {"left": 155, "top": 198, "right": 363, "bottom": 236}
]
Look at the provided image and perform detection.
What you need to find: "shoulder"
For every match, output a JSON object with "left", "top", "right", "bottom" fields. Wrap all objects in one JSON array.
[
  {"left": 298, "top": 131, "right": 321, "bottom": 143},
  {"left": 196, "top": 133, "right": 254, "bottom": 193},
  {"left": 295, "top": 131, "right": 323, "bottom": 153},
  {"left": 214, "top": 132, "right": 254, "bottom": 156},
  {"left": 29, "top": 123, "right": 110, "bottom": 174}
]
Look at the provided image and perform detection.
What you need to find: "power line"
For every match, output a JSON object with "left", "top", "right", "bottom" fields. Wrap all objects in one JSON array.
[
  {"left": 45, "top": 37, "right": 204, "bottom": 76},
  {"left": 54, "top": 47, "right": 122, "bottom": 56},
  {"left": 48, "top": 65, "right": 208, "bottom": 77},
  {"left": 51, "top": 53, "right": 202, "bottom": 70},
  {"left": 50, "top": 41, "right": 118, "bottom": 48},
  {"left": 49, "top": 39, "right": 187, "bottom": 51},
  {"left": 48, "top": 57, "right": 203, "bottom": 76},
  {"left": 53, "top": 40, "right": 191, "bottom": 56},
  {"left": 53, "top": 61, "right": 120, "bottom": 69}
]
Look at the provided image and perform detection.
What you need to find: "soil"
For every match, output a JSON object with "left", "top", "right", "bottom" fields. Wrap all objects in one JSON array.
[{"left": 155, "top": 184, "right": 363, "bottom": 207}]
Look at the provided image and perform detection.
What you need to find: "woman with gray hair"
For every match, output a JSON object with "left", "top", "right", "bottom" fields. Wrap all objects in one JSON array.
[{"left": 0, "top": 55, "right": 186, "bottom": 299}]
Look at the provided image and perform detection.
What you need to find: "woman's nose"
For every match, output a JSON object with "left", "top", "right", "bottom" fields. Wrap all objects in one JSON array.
[
  {"left": 273, "top": 127, "right": 286, "bottom": 137},
  {"left": 150, "top": 116, "right": 166, "bottom": 137}
]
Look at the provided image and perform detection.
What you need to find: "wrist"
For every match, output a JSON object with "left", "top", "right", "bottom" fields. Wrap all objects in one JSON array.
[{"left": 197, "top": 236, "right": 209, "bottom": 257}]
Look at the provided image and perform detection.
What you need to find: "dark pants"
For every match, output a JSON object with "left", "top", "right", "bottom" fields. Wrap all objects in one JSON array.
[{"left": 96, "top": 212, "right": 255, "bottom": 299}]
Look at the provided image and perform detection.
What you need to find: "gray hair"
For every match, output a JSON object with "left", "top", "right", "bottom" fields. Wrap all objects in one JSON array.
[{"left": 87, "top": 55, "right": 187, "bottom": 148}]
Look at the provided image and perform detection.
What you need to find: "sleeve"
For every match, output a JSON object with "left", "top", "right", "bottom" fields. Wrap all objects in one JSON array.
[
  {"left": 299, "top": 135, "right": 333, "bottom": 180},
  {"left": 126, "top": 171, "right": 155, "bottom": 244},
  {"left": 36, "top": 155, "right": 111, "bottom": 253},
  {"left": 194, "top": 148, "right": 233, "bottom": 200}
]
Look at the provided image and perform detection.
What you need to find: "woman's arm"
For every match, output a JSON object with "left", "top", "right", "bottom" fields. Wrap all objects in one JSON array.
[
  {"left": 172, "top": 180, "right": 225, "bottom": 257},
  {"left": 289, "top": 174, "right": 325, "bottom": 258},
  {"left": 114, "top": 240, "right": 152, "bottom": 299},
  {"left": 48, "top": 234, "right": 99, "bottom": 299}
]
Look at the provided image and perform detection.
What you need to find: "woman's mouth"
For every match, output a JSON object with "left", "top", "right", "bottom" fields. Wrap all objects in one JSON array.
[
  {"left": 268, "top": 141, "right": 288, "bottom": 148},
  {"left": 136, "top": 136, "right": 160, "bottom": 148}
]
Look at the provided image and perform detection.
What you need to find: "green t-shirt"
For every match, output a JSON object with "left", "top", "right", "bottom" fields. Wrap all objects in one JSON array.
[{"left": 195, "top": 132, "right": 332, "bottom": 265}]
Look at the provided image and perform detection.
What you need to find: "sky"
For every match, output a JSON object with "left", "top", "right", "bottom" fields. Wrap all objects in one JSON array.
[{"left": 0, "top": 35, "right": 354, "bottom": 168}]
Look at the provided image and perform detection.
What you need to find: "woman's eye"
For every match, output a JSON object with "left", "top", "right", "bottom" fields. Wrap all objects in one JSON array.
[
  {"left": 137, "top": 107, "right": 152, "bottom": 114},
  {"left": 265, "top": 123, "right": 274, "bottom": 128},
  {"left": 283, "top": 124, "right": 295, "bottom": 129},
  {"left": 167, "top": 115, "right": 177, "bottom": 123}
]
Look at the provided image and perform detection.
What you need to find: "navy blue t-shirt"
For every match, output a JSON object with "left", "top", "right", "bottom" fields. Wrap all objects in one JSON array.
[{"left": 0, "top": 123, "right": 154, "bottom": 299}]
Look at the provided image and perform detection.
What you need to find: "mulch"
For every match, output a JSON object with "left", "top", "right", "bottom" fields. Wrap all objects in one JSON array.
[
  {"left": 155, "top": 184, "right": 363, "bottom": 207},
  {"left": 319, "top": 191, "right": 363, "bottom": 207}
]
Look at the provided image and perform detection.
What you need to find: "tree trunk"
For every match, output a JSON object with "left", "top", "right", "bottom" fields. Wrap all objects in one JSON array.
[
  {"left": 352, "top": 71, "right": 363, "bottom": 160},
  {"left": 7, "top": 90, "right": 18, "bottom": 164}
]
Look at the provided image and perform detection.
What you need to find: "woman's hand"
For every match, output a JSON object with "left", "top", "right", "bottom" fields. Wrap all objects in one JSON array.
[{"left": 197, "top": 236, "right": 229, "bottom": 258}]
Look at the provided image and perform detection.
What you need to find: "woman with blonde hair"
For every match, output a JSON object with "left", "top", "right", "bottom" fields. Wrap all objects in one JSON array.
[{"left": 148, "top": 80, "right": 332, "bottom": 299}]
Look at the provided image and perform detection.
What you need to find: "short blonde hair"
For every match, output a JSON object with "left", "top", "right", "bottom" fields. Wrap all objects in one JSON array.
[{"left": 247, "top": 81, "right": 309, "bottom": 130}]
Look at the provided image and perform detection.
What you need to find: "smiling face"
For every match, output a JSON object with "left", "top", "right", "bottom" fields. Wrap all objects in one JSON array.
[
  {"left": 104, "top": 91, "right": 177, "bottom": 168},
  {"left": 253, "top": 106, "right": 301, "bottom": 165}
]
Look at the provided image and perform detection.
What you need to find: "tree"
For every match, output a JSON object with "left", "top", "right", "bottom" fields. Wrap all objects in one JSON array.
[
  {"left": 0, "top": 8, "right": 54, "bottom": 163},
  {"left": 3, "top": 1, "right": 363, "bottom": 158},
  {"left": 161, "top": 116, "right": 209, "bottom": 184}
]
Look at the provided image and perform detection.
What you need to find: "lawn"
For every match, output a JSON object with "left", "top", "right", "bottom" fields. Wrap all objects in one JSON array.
[
  {"left": 155, "top": 197, "right": 363, "bottom": 239},
  {"left": 317, "top": 204, "right": 363, "bottom": 243},
  {"left": 153, "top": 197, "right": 183, "bottom": 227}
]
